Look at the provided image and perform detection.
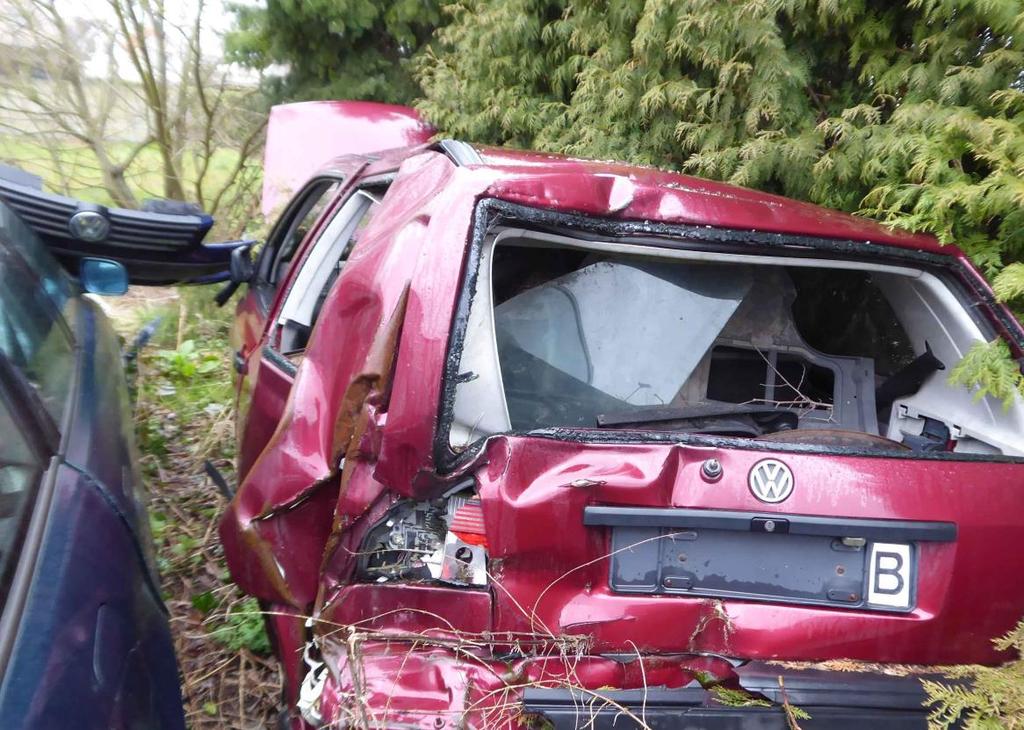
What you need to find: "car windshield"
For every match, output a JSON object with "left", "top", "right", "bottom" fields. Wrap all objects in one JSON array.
[{"left": 448, "top": 230, "right": 1024, "bottom": 457}]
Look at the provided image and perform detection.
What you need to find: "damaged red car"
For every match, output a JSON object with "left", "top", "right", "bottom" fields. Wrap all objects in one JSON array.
[{"left": 218, "top": 101, "right": 1024, "bottom": 729}]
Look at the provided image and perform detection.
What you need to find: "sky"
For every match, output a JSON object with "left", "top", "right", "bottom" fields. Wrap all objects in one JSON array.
[{"left": 59, "top": 0, "right": 262, "bottom": 84}]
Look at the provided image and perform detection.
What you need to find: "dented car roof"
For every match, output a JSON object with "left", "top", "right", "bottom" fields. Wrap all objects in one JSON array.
[{"left": 313, "top": 141, "right": 951, "bottom": 255}]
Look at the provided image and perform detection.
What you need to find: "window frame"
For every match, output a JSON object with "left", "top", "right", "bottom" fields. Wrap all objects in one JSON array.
[
  {"left": 435, "top": 198, "right": 1024, "bottom": 471},
  {"left": 253, "top": 175, "right": 346, "bottom": 311},
  {"left": 263, "top": 176, "right": 393, "bottom": 369}
]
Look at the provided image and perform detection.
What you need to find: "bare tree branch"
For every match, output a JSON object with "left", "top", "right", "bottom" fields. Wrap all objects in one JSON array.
[{"left": 0, "top": 0, "right": 266, "bottom": 234}]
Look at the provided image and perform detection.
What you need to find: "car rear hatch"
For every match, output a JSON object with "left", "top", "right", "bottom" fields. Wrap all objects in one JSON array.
[
  {"left": 441, "top": 216, "right": 1024, "bottom": 666},
  {"left": 472, "top": 434, "right": 1022, "bottom": 666}
]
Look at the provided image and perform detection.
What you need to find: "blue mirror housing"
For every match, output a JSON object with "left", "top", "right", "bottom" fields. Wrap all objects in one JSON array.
[{"left": 80, "top": 257, "right": 129, "bottom": 296}]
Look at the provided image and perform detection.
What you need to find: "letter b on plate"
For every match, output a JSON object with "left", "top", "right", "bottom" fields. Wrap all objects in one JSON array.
[{"left": 868, "top": 543, "right": 912, "bottom": 610}]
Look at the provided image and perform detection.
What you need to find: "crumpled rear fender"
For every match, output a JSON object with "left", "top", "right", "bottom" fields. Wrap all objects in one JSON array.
[
  {"left": 312, "top": 640, "right": 719, "bottom": 729},
  {"left": 219, "top": 152, "right": 461, "bottom": 608}
]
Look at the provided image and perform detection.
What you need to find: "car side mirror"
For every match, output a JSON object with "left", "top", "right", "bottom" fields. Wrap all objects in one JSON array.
[
  {"left": 229, "top": 244, "right": 255, "bottom": 284},
  {"left": 80, "top": 257, "right": 129, "bottom": 296}
]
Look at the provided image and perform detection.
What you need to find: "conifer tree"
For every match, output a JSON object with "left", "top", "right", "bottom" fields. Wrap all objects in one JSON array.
[
  {"left": 228, "top": 0, "right": 440, "bottom": 103},
  {"left": 415, "top": 0, "right": 1024, "bottom": 306}
]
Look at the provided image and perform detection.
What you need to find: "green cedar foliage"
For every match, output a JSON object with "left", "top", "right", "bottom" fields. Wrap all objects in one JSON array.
[
  {"left": 226, "top": 0, "right": 440, "bottom": 104},
  {"left": 415, "top": 0, "right": 1024, "bottom": 301},
  {"left": 949, "top": 338, "right": 1024, "bottom": 409},
  {"left": 923, "top": 618, "right": 1024, "bottom": 728}
]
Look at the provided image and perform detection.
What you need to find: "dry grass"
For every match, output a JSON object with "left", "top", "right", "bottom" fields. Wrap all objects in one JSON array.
[{"left": 107, "top": 285, "right": 281, "bottom": 729}]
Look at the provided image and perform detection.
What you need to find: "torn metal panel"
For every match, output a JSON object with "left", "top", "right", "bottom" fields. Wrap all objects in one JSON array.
[
  {"left": 314, "top": 287, "right": 412, "bottom": 606},
  {"left": 330, "top": 286, "right": 408, "bottom": 462},
  {"left": 220, "top": 154, "right": 461, "bottom": 609},
  {"left": 311, "top": 639, "right": 713, "bottom": 729}
]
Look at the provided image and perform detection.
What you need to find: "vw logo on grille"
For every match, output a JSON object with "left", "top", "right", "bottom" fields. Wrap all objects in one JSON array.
[{"left": 748, "top": 459, "right": 794, "bottom": 503}]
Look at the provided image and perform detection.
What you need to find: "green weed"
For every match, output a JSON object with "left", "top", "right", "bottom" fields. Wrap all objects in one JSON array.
[
  {"left": 208, "top": 598, "right": 272, "bottom": 655},
  {"left": 154, "top": 339, "right": 222, "bottom": 380}
]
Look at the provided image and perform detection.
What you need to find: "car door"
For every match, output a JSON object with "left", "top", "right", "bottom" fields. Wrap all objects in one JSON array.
[
  {"left": 230, "top": 175, "right": 346, "bottom": 392},
  {"left": 235, "top": 180, "right": 387, "bottom": 479},
  {"left": 0, "top": 205, "right": 184, "bottom": 729}
]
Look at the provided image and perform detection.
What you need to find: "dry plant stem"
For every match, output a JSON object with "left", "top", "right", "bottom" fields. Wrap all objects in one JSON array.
[
  {"left": 779, "top": 676, "right": 804, "bottom": 730},
  {"left": 176, "top": 297, "right": 188, "bottom": 350},
  {"left": 746, "top": 346, "right": 835, "bottom": 418},
  {"left": 238, "top": 653, "right": 246, "bottom": 727},
  {"left": 345, "top": 627, "right": 372, "bottom": 730}
]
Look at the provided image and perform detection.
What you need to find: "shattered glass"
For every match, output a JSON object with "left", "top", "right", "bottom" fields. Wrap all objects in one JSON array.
[{"left": 495, "top": 260, "right": 752, "bottom": 429}]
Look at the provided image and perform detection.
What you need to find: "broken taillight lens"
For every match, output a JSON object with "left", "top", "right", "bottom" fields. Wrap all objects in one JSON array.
[
  {"left": 449, "top": 499, "right": 488, "bottom": 548},
  {"left": 356, "top": 491, "right": 488, "bottom": 587}
]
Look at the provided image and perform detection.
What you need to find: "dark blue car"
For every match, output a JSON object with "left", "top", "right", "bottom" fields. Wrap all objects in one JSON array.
[{"left": 0, "top": 197, "right": 185, "bottom": 728}]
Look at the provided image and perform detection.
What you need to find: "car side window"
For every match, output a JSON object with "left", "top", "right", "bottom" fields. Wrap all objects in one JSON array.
[
  {"left": 275, "top": 188, "right": 382, "bottom": 355},
  {"left": 0, "top": 244, "right": 75, "bottom": 424},
  {"left": 266, "top": 179, "right": 342, "bottom": 287},
  {"left": 0, "top": 391, "right": 46, "bottom": 607},
  {"left": 0, "top": 200, "right": 73, "bottom": 320}
]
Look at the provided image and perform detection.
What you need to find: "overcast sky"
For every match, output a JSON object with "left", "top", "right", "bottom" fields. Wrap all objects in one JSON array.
[{"left": 58, "top": 0, "right": 263, "bottom": 83}]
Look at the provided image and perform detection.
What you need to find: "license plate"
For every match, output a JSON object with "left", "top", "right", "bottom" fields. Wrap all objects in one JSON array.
[{"left": 608, "top": 527, "right": 916, "bottom": 612}]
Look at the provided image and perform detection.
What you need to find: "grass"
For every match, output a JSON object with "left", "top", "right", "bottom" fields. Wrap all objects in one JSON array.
[
  {"left": 0, "top": 135, "right": 245, "bottom": 203},
  {"left": 0, "top": 134, "right": 263, "bottom": 239},
  {"left": 106, "top": 284, "right": 280, "bottom": 728}
]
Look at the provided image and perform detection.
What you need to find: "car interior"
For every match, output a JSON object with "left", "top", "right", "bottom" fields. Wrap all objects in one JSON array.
[{"left": 449, "top": 228, "right": 1024, "bottom": 457}]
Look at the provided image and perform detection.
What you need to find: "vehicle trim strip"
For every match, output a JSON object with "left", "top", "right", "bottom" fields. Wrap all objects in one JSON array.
[
  {"left": 262, "top": 345, "right": 298, "bottom": 376},
  {"left": 435, "top": 139, "right": 483, "bottom": 166},
  {"left": 584, "top": 505, "right": 957, "bottom": 542}
]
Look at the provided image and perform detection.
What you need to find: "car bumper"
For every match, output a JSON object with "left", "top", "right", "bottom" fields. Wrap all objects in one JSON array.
[
  {"left": 307, "top": 640, "right": 952, "bottom": 729},
  {"left": 523, "top": 660, "right": 943, "bottom": 729}
]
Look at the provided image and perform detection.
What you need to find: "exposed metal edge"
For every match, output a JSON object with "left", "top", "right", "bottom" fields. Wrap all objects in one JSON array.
[
  {"left": 263, "top": 345, "right": 298, "bottom": 376},
  {"left": 435, "top": 139, "right": 483, "bottom": 167},
  {"left": 583, "top": 505, "right": 957, "bottom": 542},
  {"left": 523, "top": 685, "right": 706, "bottom": 708}
]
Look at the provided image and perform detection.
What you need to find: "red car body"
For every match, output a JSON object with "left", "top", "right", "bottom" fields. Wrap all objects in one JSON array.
[{"left": 221, "top": 102, "right": 1024, "bottom": 728}]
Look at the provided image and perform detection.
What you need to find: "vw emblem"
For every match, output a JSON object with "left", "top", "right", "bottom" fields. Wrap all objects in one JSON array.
[{"left": 748, "top": 459, "right": 794, "bottom": 503}]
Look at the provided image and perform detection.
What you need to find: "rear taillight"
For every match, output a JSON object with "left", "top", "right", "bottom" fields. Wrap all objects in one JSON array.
[
  {"left": 449, "top": 499, "right": 488, "bottom": 547},
  {"left": 355, "top": 489, "right": 488, "bottom": 587}
]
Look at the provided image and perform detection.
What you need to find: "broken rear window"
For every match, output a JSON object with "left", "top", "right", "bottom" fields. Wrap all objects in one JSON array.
[{"left": 448, "top": 228, "right": 1024, "bottom": 458}]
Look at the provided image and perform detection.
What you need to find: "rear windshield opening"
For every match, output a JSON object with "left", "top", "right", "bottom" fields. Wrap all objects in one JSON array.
[
  {"left": 706, "top": 346, "right": 837, "bottom": 411},
  {"left": 448, "top": 229, "right": 1024, "bottom": 458}
]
